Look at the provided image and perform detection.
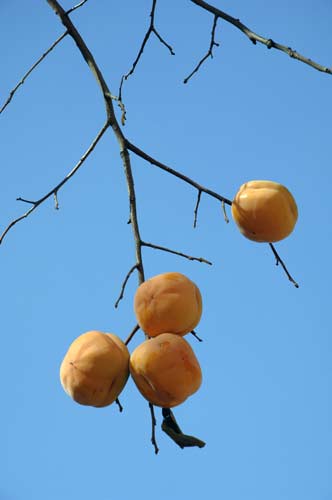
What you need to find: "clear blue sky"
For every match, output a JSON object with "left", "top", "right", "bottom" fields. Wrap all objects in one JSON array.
[{"left": 1, "top": 1, "right": 332, "bottom": 499}]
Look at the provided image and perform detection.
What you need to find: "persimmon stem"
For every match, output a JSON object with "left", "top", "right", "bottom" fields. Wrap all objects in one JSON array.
[
  {"left": 115, "top": 398, "right": 123, "bottom": 412},
  {"left": 191, "top": 330, "right": 203, "bottom": 342}
]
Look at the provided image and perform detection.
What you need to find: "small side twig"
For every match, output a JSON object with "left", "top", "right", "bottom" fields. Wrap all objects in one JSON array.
[
  {"left": 124, "top": 324, "right": 140, "bottom": 346},
  {"left": 115, "top": 398, "right": 123, "bottom": 413},
  {"left": 193, "top": 190, "right": 202, "bottom": 228},
  {"left": 0, "top": 31, "right": 68, "bottom": 115},
  {"left": 105, "top": 92, "right": 127, "bottom": 126},
  {"left": 119, "top": 0, "right": 174, "bottom": 100},
  {"left": 269, "top": 243, "right": 299, "bottom": 288},
  {"left": 0, "top": 121, "right": 109, "bottom": 245},
  {"left": 142, "top": 240, "right": 212, "bottom": 265},
  {"left": 191, "top": 330, "right": 203, "bottom": 342},
  {"left": 184, "top": 14, "right": 219, "bottom": 83},
  {"left": 66, "top": 0, "right": 88, "bottom": 15},
  {"left": 149, "top": 403, "right": 159, "bottom": 454},
  {"left": 115, "top": 264, "right": 139, "bottom": 308},
  {"left": 53, "top": 191, "right": 59, "bottom": 210},
  {"left": 221, "top": 200, "right": 229, "bottom": 223}
]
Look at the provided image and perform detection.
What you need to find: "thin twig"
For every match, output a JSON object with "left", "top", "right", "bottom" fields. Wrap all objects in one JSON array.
[
  {"left": 190, "top": 0, "right": 332, "bottom": 75},
  {"left": 16, "top": 197, "right": 35, "bottom": 205},
  {"left": 149, "top": 403, "right": 159, "bottom": 454},
  {"left": 119, "top": 0, "right": 174, "bottom": 100},
  {"left": 54, "top": 191, "right": 59, "bottom": 210},
  {"left": 115, "top": 398, "right": 123, "bottom": 413},
  {"left": 115, "top": 264, "right": 139, "bottom": 308},
  {"left": 193, "top": 190, "right": 202, "bottom": 228},
  {"left": 184, "top": 14, "right": 219, "bottom": 83},
  {"left": 142, "top": 241, "right": 212, "bottom": 265},
  {"left": 125, "top": 324, "right": 140, "bottom": 346},
  {"left": 66, "top": 0, "right": 88, "bottom": 15},
  {"left": 221, "top": 200, "right": 229, "bottom": 223},
  {"left": 269, "top": 243, "right": 299, "bottom": 288},
  {"left": 105, "top": 92, "right": 127, "bottom": 126},
  {"left": 0, "top": 32, "right": 68, "bottom": 115},
  {"left": 191, "top": 330, "right": 203, "bottom": 342},
  {"left": 0, "top": 121, "right": 109, "bottom": 245},
  {"left": 126, "top": 140, "right": 232, "bottom": 206}
]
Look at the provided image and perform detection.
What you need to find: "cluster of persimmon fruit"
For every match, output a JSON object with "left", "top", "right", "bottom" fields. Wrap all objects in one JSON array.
[
  {"left": 60, "top": 271, "right": 203, "bottom": 409},
  {"left": 60, "top": 180, "right": 298, "bottom": 434}
]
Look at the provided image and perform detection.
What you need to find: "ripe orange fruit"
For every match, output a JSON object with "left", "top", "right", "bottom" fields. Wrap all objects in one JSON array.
[
  {"left": 60, "top": 330, "right": 129, "bottom": 408},
  {"left": 130, "top": 333, "right": 202, "bottom": 408},
  {"left": 134, "top": 272, "right": 202, "bottom": 337},
  {"left": 231, "top": 180, "right": 298, "bottom": 242}
]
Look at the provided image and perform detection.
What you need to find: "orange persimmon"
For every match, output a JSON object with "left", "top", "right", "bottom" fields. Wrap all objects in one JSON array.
[
  {"left": 231, "top": 180, "right": 298, "bottom": 242},
  {"left": 130, "top": 333, "right": 202, "bottom": 408},
  {"left": 60, "top": 330, "right": 129, "bottom": 408},
  {"left": 134, "top": 272, "right": 202, "bottom": 337}
]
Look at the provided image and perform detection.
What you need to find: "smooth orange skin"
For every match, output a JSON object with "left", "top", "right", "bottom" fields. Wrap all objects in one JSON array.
[
  {"left": 231, "top": 180, "right": 298, "bottom": 243},
  {"left": 134, "top": 272, "right": 202, "bottom": 337},
  {"left": 129, "top": 333, "right": 202, "bottom": 408},
  {"left": 60, "top": 330, "right": 129, "bottom": 408}
]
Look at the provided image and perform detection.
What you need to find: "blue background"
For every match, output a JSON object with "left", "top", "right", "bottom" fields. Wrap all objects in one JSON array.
[{"left": 1, "top": 1, "right": 331, "bottom": 499}]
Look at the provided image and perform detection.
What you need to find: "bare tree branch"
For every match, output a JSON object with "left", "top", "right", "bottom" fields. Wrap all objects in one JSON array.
[
  {"left": 190, "top": 0, "right": 332, "bottom": 75},
  {"left": 126, "top": 140, "right": 233, "bottom": 206},
  {"left": 0, "top": 31, "right": 68, "bottom": 115},
  {"left": 142, "top": 240, "right": 212, "bottom": 265},
  {"left": 0, "top": 121, "right": 109, "bottom": 245},
  {"left": 184, "top": 14, "right": 219, "bottom": 83},
  {"left": 119, "top": 0, "right": 174, "bottom": 100},
  {"left": 115, "top": 264, "right": 139, "bottom": 308}
]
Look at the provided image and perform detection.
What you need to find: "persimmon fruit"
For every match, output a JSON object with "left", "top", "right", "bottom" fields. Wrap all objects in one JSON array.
[
  {"left": 129, "top": 333, "right": 202, "bottom": 408},
  {"left": 231, "top": 180, "right": 298, "bottom": 243},
  {"left": 134, "top": 272, "right": 202, "bottom": 337},
  {"left": 60, "top": 330, "right": 129, "bottom": 408}
]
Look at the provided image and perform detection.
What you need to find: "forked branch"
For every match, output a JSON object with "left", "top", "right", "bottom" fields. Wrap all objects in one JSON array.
[
  {"left": 126, "top": 140, "right": 232, "bottom": 206},
  {"left": 184, "top": 14, "right": 219, "bottom": 83},
  {"left": 190, "top": 0, "right": 332, "bottom": 75},
  {"left": 0, "top": 121, "right": 109, "bottom": 245},
  {"left": 119, "top": 0, "right": 174, "bottom": 100},
  {"left": 269, "top": 243, "right": 299, "bottom": 288}
]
